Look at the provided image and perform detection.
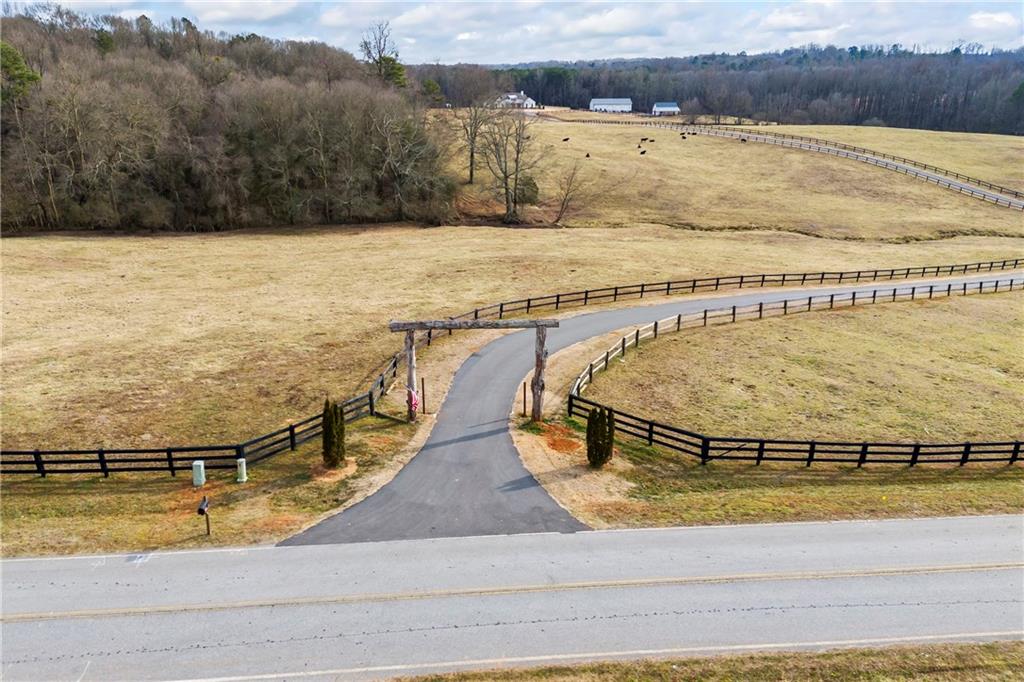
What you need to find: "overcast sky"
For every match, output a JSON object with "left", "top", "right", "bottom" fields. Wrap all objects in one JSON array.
[{"left": 57, "top": 1, "right": 1024, "bottom": 64}]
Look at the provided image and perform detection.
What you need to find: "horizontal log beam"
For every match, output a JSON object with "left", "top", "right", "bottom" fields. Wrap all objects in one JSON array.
[{"left": 389, "top": 319, "right": 560, "bottom": 331}]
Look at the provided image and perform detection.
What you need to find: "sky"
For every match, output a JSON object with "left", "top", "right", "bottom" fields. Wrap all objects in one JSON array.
[{"left": 54, "top": 1, "right": 1024, "bottom": 64}]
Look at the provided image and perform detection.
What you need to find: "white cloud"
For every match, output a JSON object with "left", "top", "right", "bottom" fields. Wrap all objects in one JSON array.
[
  {"left": 51, "top": 1, "right": 1024, "bottom": 64},
  {"left": 968, "top": 11, "right": 1019, "bottom": 31},
  {"left": 183, "top": 1, "right": 299, "bottom": 24}
]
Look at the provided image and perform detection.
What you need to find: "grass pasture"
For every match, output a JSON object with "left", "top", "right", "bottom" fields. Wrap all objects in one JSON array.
[
  {"left": 519, "top": 117, "right": 1024, "bottom": 239},
  {"left": 3, "top": 116, "right": 1024, "bottom": 555},
  {"left": 514, "top": 293, "right": 1024, "bottom": 529},
  {"left": 581, "top": 292, "right": 1024, "bottom": 443},
  {"left": 737, "top": 123, "right": 1024, "bottom": 191}
]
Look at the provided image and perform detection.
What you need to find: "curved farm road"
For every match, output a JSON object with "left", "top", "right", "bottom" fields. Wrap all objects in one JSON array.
[{"left": 283, "top": 272, "right": 1022, "bottom": 546}]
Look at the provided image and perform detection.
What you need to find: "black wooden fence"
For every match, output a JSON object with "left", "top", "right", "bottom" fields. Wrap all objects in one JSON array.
[
  {"left": 567, "top": 276, "right": 1024, "bottom": 467},
  {"left": 704, "top": 124, "right": 1024, "bottom": 200},
  {"left": 562, "top": 118, "right": 1024, "bottom": 210},
  {"left": 3, "top": 258, "right": 1022, "bottom": 476}
]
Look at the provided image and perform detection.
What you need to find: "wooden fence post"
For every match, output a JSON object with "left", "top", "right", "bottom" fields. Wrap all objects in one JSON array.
[
  {"left": 33, "top": 449, "right": 45, "bottom": 477},
  {"left": 288, "top": 424, "right": 297, "bottom": 449},
  {"left": 758, "top": 302, "right": 763, "bottom": 319},
  {"left": 960, "top": 443, "right": 972, "bottom": 466},
  {"left": 731, "top": 305, "right": 736, "bottom": 323},
  {"left": 653, "top": 320, "right": 659, "bottom": 339},
  {"left": 755, "top": 440, "right": 765, "bottom": 466},
  {"left": 166, "top": 448, "right": 176, "bottom": 476},
  {"left": 647, "top": 421, "right": 654, "bottom": 445},
  {"left": 98, "top": 447, "right": 109, "bottom": 478},
  {"left": 703, "top": 309, "right": 708, "bottom": 326},
  {"left": 405, "top": 330, "right": 417, "bottom": 423},
  {"left": 676, "top": 313, "right": 682, "bottom": 331},
  {"left": 806, "top": 441, "right": 816, "bottom": 467},
  {"left": 530, "top": 327, "right": 547, "bottom": 421},
  {"left": 699, "top": 437, "right": 710, "bottom": 465},
  {"left": 236, "top": 444, "right": 245, "bottom": 461},
  {"left": 1010, "top": 442, "right": 1020, "bottom": 465},
  {"left": 857, "top": 443, "right": 868, "bottom": 468},
  {"left": 909, "top": 443, "right": 921, "bottom": 467}
]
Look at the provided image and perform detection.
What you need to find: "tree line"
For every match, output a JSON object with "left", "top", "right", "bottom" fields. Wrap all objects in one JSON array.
[
  {"left": 1, "top": 7, "right": 453, "bottom": 232},
  {"left": 412, "top": 45, "right": 1024, "bottom": 134}
]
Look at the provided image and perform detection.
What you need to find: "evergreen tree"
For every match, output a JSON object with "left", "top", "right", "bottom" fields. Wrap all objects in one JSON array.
[{"left": 586, "top": 407, "right": 615, "bottom": 468}]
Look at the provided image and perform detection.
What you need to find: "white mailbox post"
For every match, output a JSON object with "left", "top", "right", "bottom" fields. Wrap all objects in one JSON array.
[{"left": 192, "top": 460, "right": 206, "bottom": 487}]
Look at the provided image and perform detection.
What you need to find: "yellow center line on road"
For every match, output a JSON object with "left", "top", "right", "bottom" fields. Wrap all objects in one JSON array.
[{"left": 3, "top": 561, "right": 1020, "bottom": 624}]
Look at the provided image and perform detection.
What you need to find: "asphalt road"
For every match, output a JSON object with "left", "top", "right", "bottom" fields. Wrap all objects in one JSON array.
[
  {"left": 283, "top": 273, "right": 1021, "bottom": 545},
  {"left": 3, "top": 515, "right": 1021, "bottom": 681}
]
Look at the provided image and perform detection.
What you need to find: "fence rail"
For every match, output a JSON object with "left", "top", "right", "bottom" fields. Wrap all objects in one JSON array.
[
  {"left": 561, "top": 118, "right": 1024, "bottom": 210},
  {"left": 4, "top": 258, "right": 1022, "bottom": 476},
  {"left": 713, "top": 124, "right": 1024, "bottom": 200},
  {"left": 567, "top": 276, "right": 1024, "bottom": 467}
]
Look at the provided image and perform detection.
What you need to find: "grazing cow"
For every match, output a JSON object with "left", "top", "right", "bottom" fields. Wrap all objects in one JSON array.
[
  {"left": 640, "top": 149, "right": 647, "bottom": 155},
  {"left": 740, "top": 138, "right": 747, "bottom": 143},
  {"left": 649, "top": 139, "right": 655, "bottom": 142},
  {"left": 637, "top": 144, "right": 642, "bottom": 148},
  {"left": 641, "top": 137, "right": 648, "bottom": 142},
  {"left": 562, "top": 137, "right": 570, "bottom": 142},
  {"left": 585, "top": 153, "right": 590, "bottom": 158},
  {"left": 680, "top": 135, "right": 687, "bottom": 139}
]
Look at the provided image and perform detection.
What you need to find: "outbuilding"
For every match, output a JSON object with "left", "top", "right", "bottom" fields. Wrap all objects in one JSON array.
[
  {"left": 589, "top": 98, "right": 632, "bottom": 113},
  {"left": 651, "top": 102, "right": 681, "bottom": 116}
]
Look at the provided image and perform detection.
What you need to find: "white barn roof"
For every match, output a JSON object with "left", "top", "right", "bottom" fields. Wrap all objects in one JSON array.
[{"left": 590, "top": 98, "right": 632, "bottom": 107}]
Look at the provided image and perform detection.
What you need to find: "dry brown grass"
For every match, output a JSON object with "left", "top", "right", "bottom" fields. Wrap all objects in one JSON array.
[
  {"left": 582, "top": 293, "right": 1024, "bottom": 442},
  {"left": 5, "top": 227, "right": 1019, "bottom": 452},
  {"left": 514, "top": 118, "right": 1024, "bottom": 239},
  {"left": 405, "top": 641, "right": 1024, "bottom": 681},
  {"left": 736, "top": 123, "right": 1024, "bottom": 190},
  {"left": 4, "top": 115, "right": 1023, "bottom": 555},
  {"left": 512, "top": 293, "right": 1024, "bottom": 529},
  {"left": 0, "top": 416, "right": 419, "bottom": 556}
]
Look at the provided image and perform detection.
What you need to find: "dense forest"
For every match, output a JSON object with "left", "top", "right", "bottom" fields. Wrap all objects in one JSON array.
[
  {"left": 413, "top": 46, "right": 1024, "bottom": 134},
  {"left": 1, "top": 7, "right": 454, "bottom": 232}
]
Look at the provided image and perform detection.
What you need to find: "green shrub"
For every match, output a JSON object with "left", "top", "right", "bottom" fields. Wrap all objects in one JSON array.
[
  {"left": 586, "top": 406, "right": 615, "bottom": 468},
  {"left": 321, "top": 398, "right": 346, "bottom": 468},
  {"left": 516, "top": 175, "right": 539, "bottom": 205}
]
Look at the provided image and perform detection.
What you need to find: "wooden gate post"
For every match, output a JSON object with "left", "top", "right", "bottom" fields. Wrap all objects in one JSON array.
[
  {"left": 531, "top": 327, "right": 547, "bottom": 421},
  {"left": 405, "top": 330, "right": 417, "bottom": 422}
]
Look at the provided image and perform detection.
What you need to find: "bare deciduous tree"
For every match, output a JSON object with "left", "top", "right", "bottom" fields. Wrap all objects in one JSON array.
[
  {"left": 360, "top": 21, "right": 397, "bottom": 81},
  {"left": 452, "top": 101, "right": 493, "bottom": 184},
  {"left": 479, "top": 110, "right": 541, "bottom": 223},
  {"left": 552, "top": 161, "right": 587, "bottom": 224}
]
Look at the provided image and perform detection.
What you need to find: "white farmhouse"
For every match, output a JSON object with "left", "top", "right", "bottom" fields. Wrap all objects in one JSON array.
[
  {"left": 494, "top": 91, "right": 537, "bottom": 109},
  {"left": 589, "top": 98, "right": 632, "bottom": 113},
  {"left": 651, "top": 102, "right": 681, "bottom": 116}
]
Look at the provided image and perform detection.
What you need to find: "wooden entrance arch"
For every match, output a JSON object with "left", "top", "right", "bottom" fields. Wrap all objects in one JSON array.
[{"left": 388, "top": 319, "right": 560, "bottom": 422}]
